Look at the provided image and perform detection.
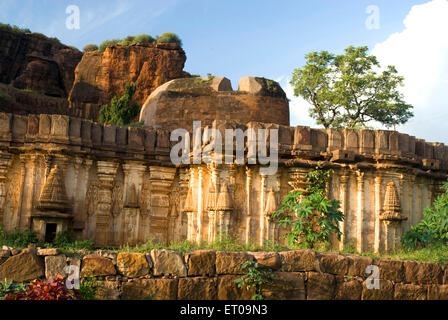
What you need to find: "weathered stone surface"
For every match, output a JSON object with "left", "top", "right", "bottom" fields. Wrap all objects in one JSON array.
[
  {"left": 122, "top": 278, "right": 178, "bottom": 300},
  {"left": 394, "top": 283, "right": 427, "bottom": 300},
  {"left": 375, "top": 259, "right": 404, "bottom": 283},
  {"left": 69, "top": 43, "right": 186, "bottom": 113},
  {"left": 403, "top": 261, "right": 442, "bottom": 284},
  {"left": 0, "top": 29, "right": 82, "bottom": 97},
  {"left": 0, "top": 250, "right": 44, "bottom": 282},
  {"left": 45, "top": 254, "right": 67, "bottom": 278},
  {"left": 217, "top": 275, "right": 255, "bottom": 300},
  {"left": 263, "top": 272, "right": 305, "bottom": 300},
  {"left": 280, "top": 250, "right": 319, "bottom": 272},
  {"left": 139, "top": 77, "right": 289, "bottom": 132},
  {"left": 0, "top": 249, "right": 10, "bottom": 265},
  {"left": 318, "top": 253, "right": 350, "bottom": 275},
  {"left": 215, "top": 251, "right": 254, "bottom": 275},
  {"left": 116, "top": 252, "right": 150, "bottom": 278},
  {"left": 177, "top": 277, "right": 218, "bottom": 300},
  {"left": 37, "top": 248, "right": 61, "bottom": 256},
  {"left": 361, "top": 279, "right": 394, "bottom": 300},
  {"left": 306, "top": 272, "right": 335, "bottom": 300},
  {"left": 81, "top": 255, "right": 116, "bottom": 276},
  {"left": 334, "top": 277, "right": 363, "bottom": 300},
  {"left": 347, "top": 255, "right": 373, "bottom": 277},
  {"left": 151, "top": 249, "right": 187, "bottom": 277},
  {"left": 96, "top": 250, "right": 118, "bottom": 264},
  {"left": 94, "top": 280, "right": 120, "bottom": 300},
  {"left": 185, "top": 250, "right": 216, "bottom": 276},
  {"left": 250, "top": 252, "right": 282, "bottom": 270},
  {"left": 428, "top": 285, "right": 448, "bottom": 300}
]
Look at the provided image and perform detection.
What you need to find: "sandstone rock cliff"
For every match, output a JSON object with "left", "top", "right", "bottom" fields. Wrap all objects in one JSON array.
[
  {"left": 68, "top": 43, "right": 187, "bottom": 110},
  {"left": 0, "top": 29, "right": 82, "bottom": 97}
]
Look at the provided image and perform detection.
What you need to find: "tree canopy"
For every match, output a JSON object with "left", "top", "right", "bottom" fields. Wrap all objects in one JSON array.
[{"left": 290, "top": 46, "right": 413, "bottom": 129}]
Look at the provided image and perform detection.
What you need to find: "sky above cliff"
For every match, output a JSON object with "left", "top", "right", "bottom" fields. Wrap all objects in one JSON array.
[{"left": 1, "top": 0, "right": 447, "bottom": 143}]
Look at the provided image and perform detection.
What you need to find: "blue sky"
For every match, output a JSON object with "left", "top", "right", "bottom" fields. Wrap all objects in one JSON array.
[{"left": 1, "top": 0, "right": 447, "bottom": 143}]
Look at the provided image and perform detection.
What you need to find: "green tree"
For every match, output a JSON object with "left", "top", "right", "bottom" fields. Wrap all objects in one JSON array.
[
  {"left": 98, "top": 39, "right": 121, "bottom": 51},
  {"left": 272, "top": 167, "right": 343, "bottom": 249},
  {"left": 83, "top": 44, "right": 98, "bottom": 52},
  {"left": 290, "top": 46, "right": 413, "bottom": 129},
  {"left": 156, "top": 32, "right": 182, "bottom": 46},
  {"left": 99, "top": 83, "right": 140, "bottom": 126}
]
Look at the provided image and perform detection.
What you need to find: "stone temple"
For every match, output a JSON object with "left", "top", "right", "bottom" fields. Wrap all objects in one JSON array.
[{"left": 0, "top": 73, "right": 447, "bottom": 254}]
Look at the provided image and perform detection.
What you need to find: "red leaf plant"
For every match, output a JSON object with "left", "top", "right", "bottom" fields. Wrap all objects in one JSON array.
[{"left": 4, "top": 275, "right": 81, "bottom": 300}]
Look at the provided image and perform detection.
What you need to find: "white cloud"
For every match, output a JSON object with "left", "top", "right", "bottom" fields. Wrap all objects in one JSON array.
[{"left": 372, "top": 0, "right": 448, "bottom": 143}]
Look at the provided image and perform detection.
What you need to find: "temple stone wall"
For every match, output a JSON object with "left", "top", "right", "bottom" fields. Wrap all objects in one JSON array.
[{"left": 0, "top": 112, "right": 446, "bottom": 252}]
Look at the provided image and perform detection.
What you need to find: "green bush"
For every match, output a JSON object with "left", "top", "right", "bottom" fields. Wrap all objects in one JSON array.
[
  {"left": 156, "top": 32, "right": 182, "bottom": 46},
  {"left": 0, "top": 227, "right": 40, "bottom": 248},
  {"left": 235, "top": 261, "right": 274, "bottom": 300},
  {"left": 0, "top": 280, "right": 27, "bottom": 300},
  {"left": 402, "top": 182, "right": 448, "bottom": 249},
  {"left": 98, "top": 39, "right": 121, "bottom": 51},
  {"left": 99, "top": 83, "right": 140, "bottom": 126},
  {"left": 83, "top": 44, "right": 98, "bottom": 52},
  {"left": 0, "top": 23, "right": 31, "bottom": 34},
  {"left": 134, "top": 34, "right": 155, "bottom": 44},
  {"left": 272, "top": 167, "right": 344, "bottom": 249}
]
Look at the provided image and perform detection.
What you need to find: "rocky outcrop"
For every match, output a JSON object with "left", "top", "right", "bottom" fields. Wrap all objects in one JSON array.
[
  {"left": 0, "top": 29, "right": 82, "bottom": 97},
  {"left": 68, "top": 43, "right": 187, "bottom": 118}
]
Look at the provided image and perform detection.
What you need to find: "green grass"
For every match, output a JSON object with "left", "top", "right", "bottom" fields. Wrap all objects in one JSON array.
[{"left": 119, "top": 236, "right": 290, "bottom": 254}]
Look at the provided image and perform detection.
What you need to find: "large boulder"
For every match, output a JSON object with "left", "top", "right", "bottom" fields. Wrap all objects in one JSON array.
[{"left": 0, "top": 249, "right": 44, "bottom": 282}]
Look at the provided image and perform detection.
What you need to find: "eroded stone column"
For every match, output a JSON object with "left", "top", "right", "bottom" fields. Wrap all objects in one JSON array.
[
  {"left": 374, "top": 175, "right": 382, "bottom": 253},
  {"left": 0, "top": 153, "right": 12, "bottom": 227},
  {"left": 338, "top": 173, "right": 349, "bottom": 251},
  {"left": 356, "top": 170, "right": 365, "bottom": 253},
  {"left": 148, "top": 166, "right": 176, "bottom": 244},
  {"left": 245, "top": 167, "right": 253, "bottom": 244},
  {"left": 259, "top": 173, "right": 267, "bottom": 247},
  {"left": 96, "top": 160, "right": 119, "bottom": 247}
]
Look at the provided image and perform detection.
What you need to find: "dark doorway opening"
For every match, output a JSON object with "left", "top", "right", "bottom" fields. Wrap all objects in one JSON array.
[{"left": 45, "top": 223, "right": 57, "bottom": 243}]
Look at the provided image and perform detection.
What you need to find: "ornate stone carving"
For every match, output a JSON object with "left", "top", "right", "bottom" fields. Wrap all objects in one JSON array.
[
  {"left": 380, "top": 181, "right": 407, "bottom": 222},
  {"left": 37, "top": 164, "right": 71, "bottom": 213}
]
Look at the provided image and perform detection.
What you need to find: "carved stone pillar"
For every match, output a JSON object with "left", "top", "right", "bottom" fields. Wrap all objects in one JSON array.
[
  {"left": 0, "top": 153, "right": 12, "bottom": 227},
  {"left": 19, "top": 154, "right": 40, "bottom": 230},
  {"left": 356, "top": 170, "right": 365, "bottom": 253},
  {"left": 216, "top": 182, "right": 233, "bottom": 239},
  {"left": 259, "top": 173, "right": 267, "bottom": 247},
  {"left": 123, "top": 162, "right": 146, "bottom": 244},
  {"left": 338, "top": 174, "right": 349, "bottom": 250},
  {"left": 374, "top": 175, "right": 382, "bottom": 253},
  {"left": 196, "top": 167, "right": 204, "bottom": 243},
  {"left": 206, "top": 164, "right": 219, "bottom": 242},
  {"left": 95, "top": 161, "right": 119, "bottom": 247},
  {"left": 183, "top": 168, "right": 196, "bottom": 241},
  {"left": 245, "top": 167, "right": 253, "bottom": 244},
  {"left": 148, "top": 166, "right": 176, "bottom": 244}
]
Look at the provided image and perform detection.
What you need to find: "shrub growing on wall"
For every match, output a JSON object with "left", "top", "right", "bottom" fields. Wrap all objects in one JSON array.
[
  {"left": 402, "top": 182, "right": 448, "bottom": 249},
  {"left": 99, "top": 83, "right": 140, "bottom": 126},
  {"left": 272, "top": 167, "right": 344, "bottom": 249},
  {"left": 98, "top": 39, "right": 121, "bottom": 51}
]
